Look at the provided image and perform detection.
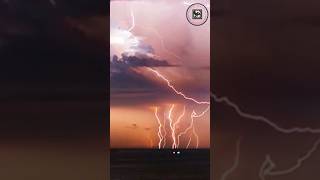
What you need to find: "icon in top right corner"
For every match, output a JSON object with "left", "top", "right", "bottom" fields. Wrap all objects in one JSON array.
[
  {"left": 186, "top": 3, "right": 209, "bottom": 26},
  {"left": 192, "top": 9, "right": 203, "bottom": 19}
]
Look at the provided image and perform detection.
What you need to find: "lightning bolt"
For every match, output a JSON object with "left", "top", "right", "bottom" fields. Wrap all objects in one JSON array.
[
  {"left": 190, "top": 106, "right": 210, "bottom": 148},
  {"left": 148, "top": 68, "right": 209, "bottom": 149},
  {"left": 212, "top": 91, "right": 320, "bottom": 178},
  {"left": 168, "top": 104, "right": 175, "bottom": 148},
  {"left": 127, "top": 9, "right": 175, "bottom": 61},
  {"left": 148, "top": 68, "right": 210, "bottom": 105},
  {"left": 142, "top": 26, "right": 183, "bottom": 61},
  {"left": 128, "top": 9, "right": 183, "bottom": 61},
  {"left": 147, "top": 68, "right": 210, "bottom": 149},
  {"left": 154, "top": 107, "right": 164, "bottom": 149},
  {"left": 220, "top": 139, "right": 241, "bottom": 180},
  {"left": 155, "top": 104, "right": 188, "bottom": 149},
  {"left": 127, "top": 9, "right": 135, "bottom": 32},
  {"left": 172, "top": 105, "right": 186, "bottom": 149},
  {"left": 177, "top": 106, "right": 209, "bottom": 148},
  {"left": 178, "top": 111, "right": 196, "bottom": 148},
  {"left": 259, "top": 138, "right": 320, "bottom": 180},
  {"left": 192, "top": 106, "right": 210, "bottom": 148},
  {"left": 162, "top": 110, "right": 167, "bottom": 148},
  {"left": 211, "top": 92, "right": 320, "bottom": 134},
  {"left": 175, "top": 106, "right": 186, "bottom": 130},
  {"left": 168, "top": 104, "right": 188, "bottom": 149},
  {"left": 192, "top": 125, "right": 199, "bottom": 148},
  {"left": 186, "top": 136, "right": 192, "bottom": 148},
  {"left": 168, "top": 104, "right": 178, "bottom": 149}
]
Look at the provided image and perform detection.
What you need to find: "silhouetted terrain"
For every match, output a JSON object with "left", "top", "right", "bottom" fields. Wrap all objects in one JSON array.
[{"left": 110, "top": 149, "right": 210, "bottom": 180}]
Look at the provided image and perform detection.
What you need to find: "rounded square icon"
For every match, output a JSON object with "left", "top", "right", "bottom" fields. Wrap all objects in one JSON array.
[
  {"left": 186, "top": 3, "right": 209, "bottom": 26},
  {"left": 192, "top": 9, "right": 202, "bottom": 19}
]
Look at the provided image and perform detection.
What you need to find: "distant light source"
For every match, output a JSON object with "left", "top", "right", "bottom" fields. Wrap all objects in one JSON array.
[
  {"left": 172, "top": 151, "right": 181, "bottom": 155},
  {"left": 110, "top": 28, "right": 140, "bottom": 55}
]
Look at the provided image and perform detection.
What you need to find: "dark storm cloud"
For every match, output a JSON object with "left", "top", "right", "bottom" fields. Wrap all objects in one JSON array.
[
  {"left": 110, "top": 53, "right": 175, "bottom": 91},
  {"left": 110, "top": 54, "right": 180, "bottom": 106},
  {"left": 110, "top": 55, "right": 164, "bottom": 98},
  {"left": 111, "top": 53, "right": 174, "bottom": 68}
]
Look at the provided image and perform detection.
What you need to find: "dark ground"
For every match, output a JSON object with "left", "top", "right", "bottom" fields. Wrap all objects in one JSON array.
[{"left": 110, "top": 149, "right": 210, "bottom": 180}]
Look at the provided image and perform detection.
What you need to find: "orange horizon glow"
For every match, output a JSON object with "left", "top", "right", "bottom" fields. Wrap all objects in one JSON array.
[{"left": 110, "top": 103, "right": 210, "bottom": 149}]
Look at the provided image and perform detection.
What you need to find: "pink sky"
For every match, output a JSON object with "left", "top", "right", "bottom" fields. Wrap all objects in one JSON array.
[{"left": 110, "top": 0, "right": 210, "bottom": 148}]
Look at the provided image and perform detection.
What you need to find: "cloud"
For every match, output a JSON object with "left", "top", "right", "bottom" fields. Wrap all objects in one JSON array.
[
  {"left": 111, "top": 53, "right": 175, "bottom": 68},
  {"left": 132, "top": 42, "right": 155, "bottom": 55},
  {"left": 110, "top": 53, "right": 176, "bottom": 92},
  {"left": 110, "top": 62, "right": 157, "bottom": 91},
  {"left": 110, "top": 54, "right": 177, "bottom": 105},
  {"left": 110, "top": 53, "right": 175, "bottom": 90}
]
